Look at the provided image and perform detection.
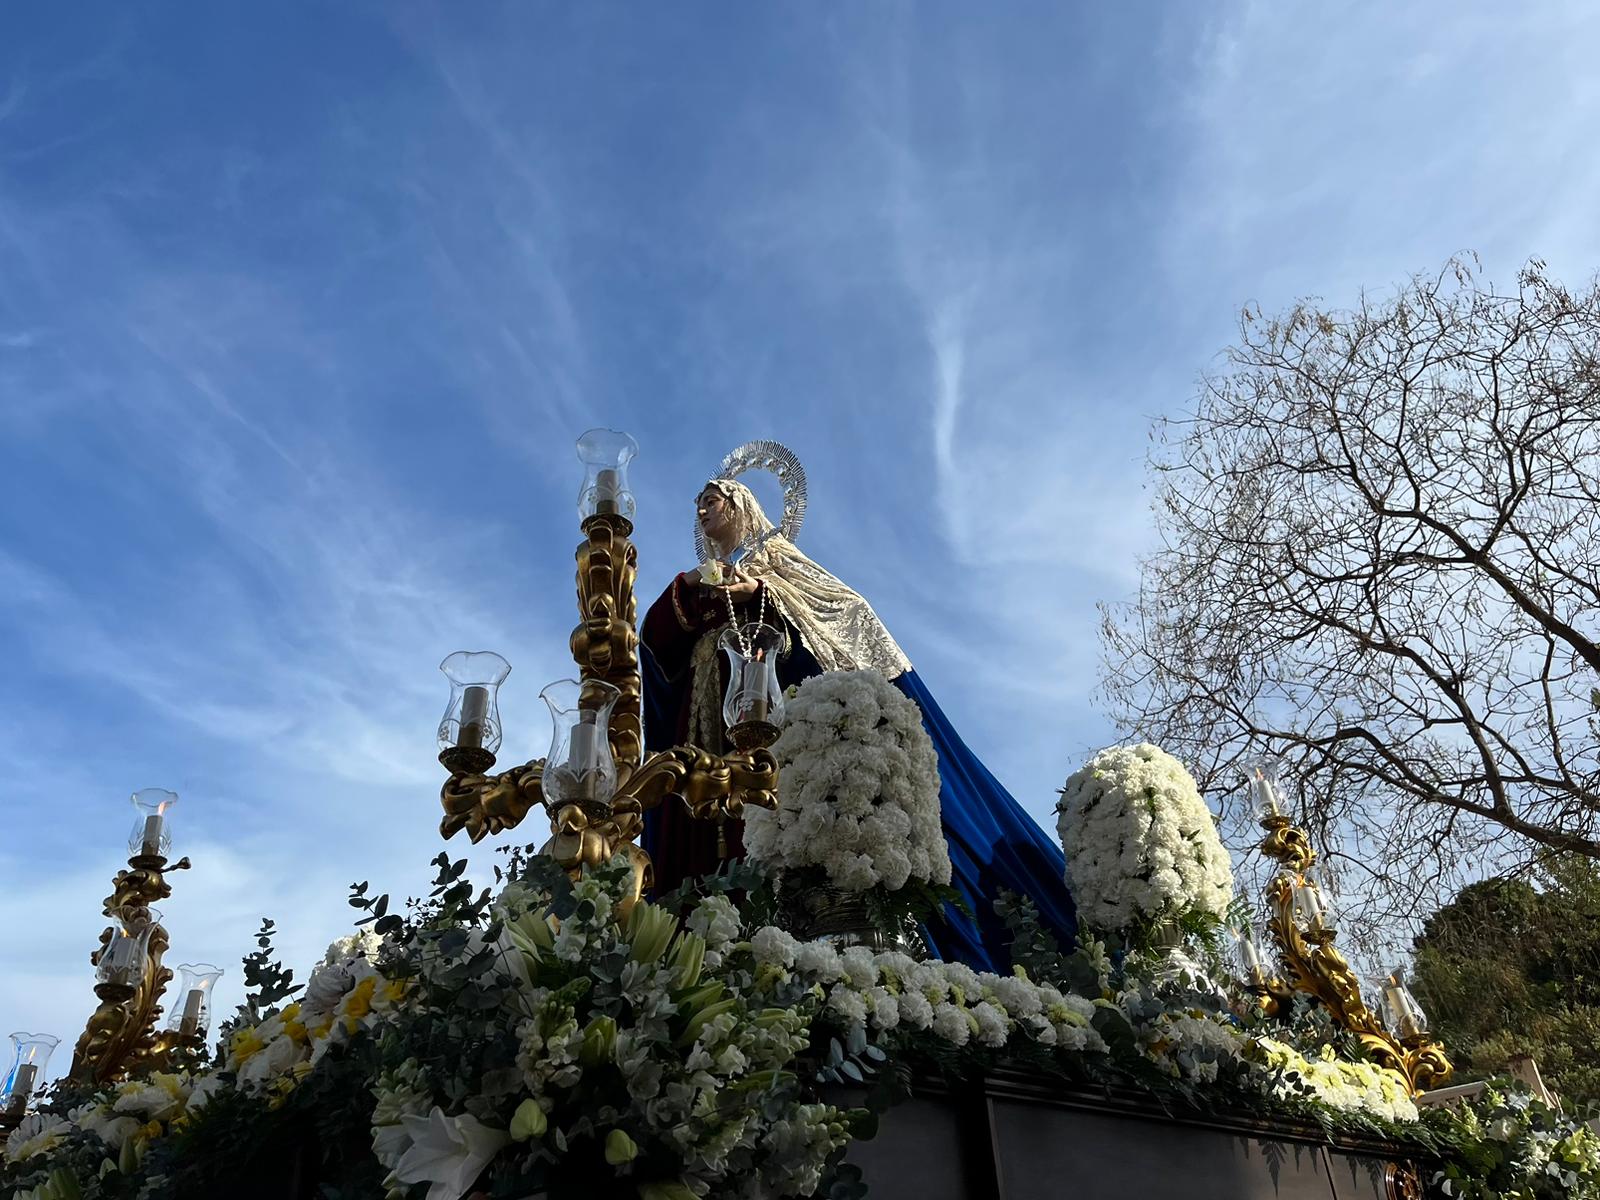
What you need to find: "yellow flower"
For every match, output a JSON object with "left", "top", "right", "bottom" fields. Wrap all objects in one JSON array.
[
  {"left": 341, "top": 976, "right": 379, "bottom": 1031},
  {"left": 265, "top": 1072, "right": 304, "bottom": 1111},
  {"left": 150, "top": 1072, "right": 187, "bottom": 1105},
  {"left": 230, "top": 1026, "right": 266, "bottom": 1065}
]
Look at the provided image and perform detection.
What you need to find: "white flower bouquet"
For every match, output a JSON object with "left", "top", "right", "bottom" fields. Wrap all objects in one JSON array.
[
  {"left": 745, "top": 669, "right": 950, "bottom": 894},
  {"left": 1056, "top": 743, "right": 1234, "bottom": 943}
]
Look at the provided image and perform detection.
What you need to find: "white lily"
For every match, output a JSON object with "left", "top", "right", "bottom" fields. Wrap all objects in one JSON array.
[
  {"left": 490, "top": 924, "right": 535, "bottom": 993},
  {"left": 393, "top": 1106, "right": 510, "bottom": 1200}
]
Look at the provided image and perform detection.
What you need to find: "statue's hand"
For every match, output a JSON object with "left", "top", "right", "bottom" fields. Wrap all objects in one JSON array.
[{"left": 722, "top": 568, "right": 760, "bottom": 603}]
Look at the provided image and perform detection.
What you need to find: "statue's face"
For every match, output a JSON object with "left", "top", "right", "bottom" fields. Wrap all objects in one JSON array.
[{"left": 697, "top": 487, "right": 735, "bottom": 550}]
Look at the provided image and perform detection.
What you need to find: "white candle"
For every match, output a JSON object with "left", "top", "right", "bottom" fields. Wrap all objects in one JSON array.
[
  {"left": 1383, "top": 980, "right": 1426, "bottom": 1039},
  {"left": 179, "top": 987, "right": 204, "bottom": 1038},
  {"left": 99, "top": 927, "right": 141, "bottom": 989},
  {"left": 739, "top": 660, "right": 773, "bottom": 724},
  {"left": 568, "top": 720, "right": 598, "bottom": 774},
  {"left": 594, "top": 468, "right": 620, "bottom": 516},
  {"left": 140, "top": 813, "right": 163, "bottom": 858},
  {"left": 1237, "top": 934, "right": 1267, "bottom": 985},
  {"left": 6, "top": 1063, "right": 37, "bottom": 1113},
  {"left": 1252, "top": 770, "right": 1281, "bottom": 817},
  {"left": 1291, "top": 882, "right": 1326, "bottom": 930},
  {"left": 458, "top": 686, "right": 489, "bottom": 749}
]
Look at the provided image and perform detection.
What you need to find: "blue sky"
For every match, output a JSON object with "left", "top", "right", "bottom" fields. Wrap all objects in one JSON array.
[{"left": 4, "top": 2, "right": 1600, "bottom": 1077}]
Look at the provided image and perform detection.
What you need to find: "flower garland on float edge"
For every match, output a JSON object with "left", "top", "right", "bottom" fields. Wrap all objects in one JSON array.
[{"left": 10, "top": 849, "right": 1569, "bottom": 1200}]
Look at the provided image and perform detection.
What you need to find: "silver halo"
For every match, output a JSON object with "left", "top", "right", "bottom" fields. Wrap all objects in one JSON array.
[{"left": 694, "top": 439, "right": 809, "bottom": 562}]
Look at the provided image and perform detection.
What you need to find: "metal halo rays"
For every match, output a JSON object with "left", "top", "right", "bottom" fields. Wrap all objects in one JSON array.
[{"left": 694, "top": 440, "right": 809, "bottom": 562}]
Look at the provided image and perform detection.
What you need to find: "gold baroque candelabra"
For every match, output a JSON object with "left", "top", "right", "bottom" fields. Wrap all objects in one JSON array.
[
  {"left": 1241, "top": 762, "right": 1452, "bottom": 1095},
  {"left": 436, "top": 430, "right": 783, "bottom": 912},
  {"left": 65, "top": 791, "right": 217, "bottom": 1089}
]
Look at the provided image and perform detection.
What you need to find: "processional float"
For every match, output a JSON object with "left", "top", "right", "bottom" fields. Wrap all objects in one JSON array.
[{"left": 3, "top": 430, "right": 1452, "bottom": 1149}]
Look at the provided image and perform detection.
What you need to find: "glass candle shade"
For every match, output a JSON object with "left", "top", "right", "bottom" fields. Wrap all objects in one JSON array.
[
  {"left": 1230, "top": 926, "right": 1270, "bottom": 987},
  {"left": 576, "top": 429, "right": 638, "bottom": 521},
  {"left": 719, "top": 622, "right": 786, "bottom": 731},
  {"left": 437, "top": 651, "right": 512, "bottom": 754},
  {"left": 540, "top": 678, "right": 621, "bottom": 810},
  {"left": 166, "top": 963, "right": 224, "bottom": 1039},
  {"left": 1308, "top": 860, "right": 1341, "bottom": 931},
  {"left": 128, "top": 788, "right": 178, "bottom": 861},
  {"left": 1290, "top": 879, "right": 1333, "bottom": 935},
  {"left": 1376, "top": 971, "right": 1429, "bottom": 1040},
  {"left": 97, "top": 908, "right": 161, "bottom": 992},
  {"left": 2, "top": 1033, "right": 59, "bottom": 1117},
  {"left": 1244, "top": 757, "right": 1285, "bottom": 820}
]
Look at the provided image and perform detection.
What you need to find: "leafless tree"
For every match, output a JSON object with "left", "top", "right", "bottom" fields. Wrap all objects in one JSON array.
[{"left": 1101, "top": 257, "right": 1600, "bottom": 944}]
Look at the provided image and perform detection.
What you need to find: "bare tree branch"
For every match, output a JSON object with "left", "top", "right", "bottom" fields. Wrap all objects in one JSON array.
[{"left": 1099, "top": 256, "right": 1600, "bottom": 948}]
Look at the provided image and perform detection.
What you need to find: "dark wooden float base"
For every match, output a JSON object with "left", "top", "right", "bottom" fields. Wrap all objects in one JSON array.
[{"left": 846, "top": 1070, "right": 1420, "bottom": 1200}]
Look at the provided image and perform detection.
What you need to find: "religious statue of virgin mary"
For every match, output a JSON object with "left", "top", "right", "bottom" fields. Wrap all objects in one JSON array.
[{"left": 640, "top": 442, "right": 1076, "bottom": 972}]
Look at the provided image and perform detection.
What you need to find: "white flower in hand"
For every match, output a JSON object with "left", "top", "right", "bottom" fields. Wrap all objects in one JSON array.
[{"left": 394, "top": 1106, "right": 511, "bottom": 1200}]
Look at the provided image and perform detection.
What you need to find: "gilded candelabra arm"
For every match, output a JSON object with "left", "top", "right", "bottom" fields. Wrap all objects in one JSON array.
[
  {"left": 145, "top": 1027, "right": 210, "bottom": 1075},
  {"left": 1246, "top": 970, "right": 1297, "bottom": 1020},
  {"left": 439, "top": 757, "right": 547, "bottom": 843},
  {"left": 99, "top": 855, "right": 189, "bottom": 914},
  {"left": 572, "top": 512, "right": 642, "bottom": 781},
  {"left": 1258, "top": 814, "right": 1316, "bottom": 873},
  {"left": 1263, "top": 870, "right": 1453, "bottom": 1093},
  {"left": 615, "top": 743, "right": 780, "bottom": 825},
  {"left": 68, "top": 910, "right": 174, "bottom": 1086},
  {"left": 526, "top": 742, "right": 779, "bottom": 918},
  {"left": 1397, "top": 1036, "right": 1453, "bottom": 1094}
]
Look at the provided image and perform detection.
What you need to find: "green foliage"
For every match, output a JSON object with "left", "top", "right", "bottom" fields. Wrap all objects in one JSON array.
[
  {"left": 655, "top": 856, "right": 778, "bottom": 925},
  {"left": 1412, "top": 858, "right": 1600, "bottom": 1105},
  {"left": 996, "top": 890, "right": 1100, "bottom": 996},
  {"left": 1431, "top": 1087, "right": 1600, "bottom": 1200},
  {"left": 216, "top": 918, "right": 302, "bottom": 1047}
]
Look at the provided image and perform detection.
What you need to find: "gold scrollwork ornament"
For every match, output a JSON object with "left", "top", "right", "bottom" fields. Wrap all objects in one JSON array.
[
  {"left": 1263, "top": 870, "right": 1452, "bottom": 1094},
  {"left": 68, "top": 853, "right": 191, "bottom": 1087}
]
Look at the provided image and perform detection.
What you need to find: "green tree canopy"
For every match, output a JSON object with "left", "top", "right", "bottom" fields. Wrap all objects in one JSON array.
[{"left": 1411, "top": 857, "right": 1600, "bottom": 1104}]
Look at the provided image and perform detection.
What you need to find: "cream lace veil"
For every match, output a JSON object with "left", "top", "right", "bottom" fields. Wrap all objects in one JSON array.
[{"left": 701, "top": 478, "right": 912, "bottom": 681}]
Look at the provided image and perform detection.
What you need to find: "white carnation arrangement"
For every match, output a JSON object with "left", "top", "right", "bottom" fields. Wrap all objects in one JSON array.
[
  {"left": 1056, "top": 743, "right": 1234, "bottom": 940},
  {"left": 745, "top": 669, "right": 951, "bottom": 892}
]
